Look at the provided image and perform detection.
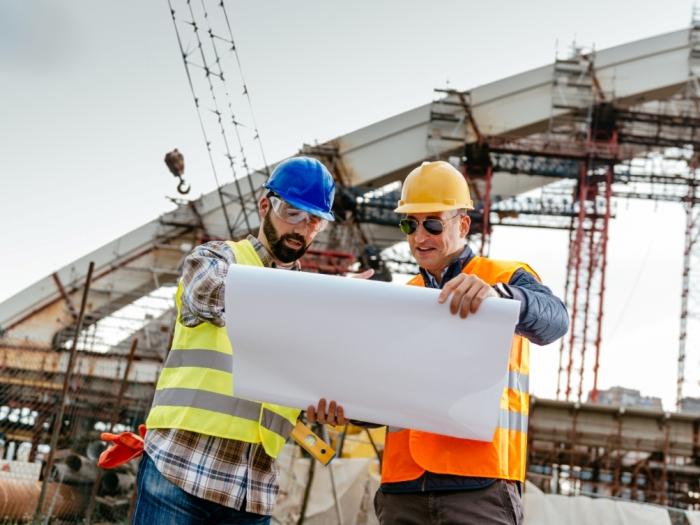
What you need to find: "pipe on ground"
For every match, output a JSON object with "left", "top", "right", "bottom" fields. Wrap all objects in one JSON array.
[
  {"left": 100, "top": 471, "right": 134, "bottom": 496},
  {"left": 0, "top": 478, "right": 89, "bottom": 521}
]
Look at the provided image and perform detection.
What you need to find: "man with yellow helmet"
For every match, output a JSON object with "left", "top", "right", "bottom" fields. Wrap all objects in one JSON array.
[{"left": 375, "top": 161, "right": 568, "bottom": 525}]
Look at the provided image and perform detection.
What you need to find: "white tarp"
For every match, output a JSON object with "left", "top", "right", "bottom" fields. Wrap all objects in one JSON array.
[
  {"left": 274, "top": 446, "right": 379, "bottom": 525},
  {"left": 523, "top": 483, "right": 673, "bottom": 525},
  {"left": 225, "top": 265, "right": 519, "bottom": 440}
]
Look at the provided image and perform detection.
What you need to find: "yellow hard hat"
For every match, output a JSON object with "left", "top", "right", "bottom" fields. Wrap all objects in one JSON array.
[{"left": 394, "top": 161, "right": 474, "bottom": 214}]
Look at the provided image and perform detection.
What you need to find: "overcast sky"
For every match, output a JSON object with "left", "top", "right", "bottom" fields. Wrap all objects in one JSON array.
[{"left": 1, "top": 0, "right": 697, "bottom": 409}]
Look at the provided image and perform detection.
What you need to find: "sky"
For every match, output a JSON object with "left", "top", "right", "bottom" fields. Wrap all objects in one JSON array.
[{"left": 1, "top": 0, "right": 697, "bottom": 410}]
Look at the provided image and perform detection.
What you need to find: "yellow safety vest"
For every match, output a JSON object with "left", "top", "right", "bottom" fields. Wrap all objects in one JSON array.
[{"left": 146, "top": 239, "right": 300, "bottom": 458}]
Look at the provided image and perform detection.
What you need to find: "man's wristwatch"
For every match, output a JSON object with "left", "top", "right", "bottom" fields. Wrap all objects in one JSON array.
[{"left": 493, "top": 282, "right": 514, "bottom": 299}]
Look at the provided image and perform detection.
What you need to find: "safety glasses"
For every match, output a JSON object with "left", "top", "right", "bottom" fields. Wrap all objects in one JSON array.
[
  {"left": 269, "top": 196, "right": 328, "bottom": 232},
  {"left": 398, "top": 214, "right": 461, "bottom": 236}
]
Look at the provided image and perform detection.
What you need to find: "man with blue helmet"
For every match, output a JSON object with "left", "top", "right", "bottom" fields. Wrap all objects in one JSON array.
[
  {"left": 133, "top": 155, "right": 351, "bottom": 525},
  {"left": 260, "top": 156, "right": 335, "bottom": 263}
]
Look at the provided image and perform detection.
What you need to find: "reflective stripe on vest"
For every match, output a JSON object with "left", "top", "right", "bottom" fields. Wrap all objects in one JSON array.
[
  {"left": 164, "top": 349, "right": 233, "bottom": 373},
  {"left": 508, "top": 370, "right": 529, "bottom": 393},
  {"left": 152, "top": 388, "right": 259, "bottom": 419},
  {"left": 499, "top": 409, "right": 528, "bottom": 433},
  {"left": 381, "top": 256, "right": 533, "bottom": 483},
  {"left": 145, "top": 239, "right": 300, "bottom": 458}
]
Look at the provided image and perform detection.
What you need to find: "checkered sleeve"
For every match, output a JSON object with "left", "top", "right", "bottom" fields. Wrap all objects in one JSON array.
[{"left": 179, "top": 241, "right": 236, "bottom": 328}]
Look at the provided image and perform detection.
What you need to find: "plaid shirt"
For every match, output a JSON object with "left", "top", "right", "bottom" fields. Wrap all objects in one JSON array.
[{"left": 145, "top": 235, "right": 299, "bottom": 515}]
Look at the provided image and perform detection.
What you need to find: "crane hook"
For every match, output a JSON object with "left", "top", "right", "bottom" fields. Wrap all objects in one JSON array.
[{"left": 177, "top": 176, "right": 191, "bottom": 195}]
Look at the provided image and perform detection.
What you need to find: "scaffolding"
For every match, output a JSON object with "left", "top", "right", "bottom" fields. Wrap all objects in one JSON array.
[
  {"left": 549, "top": 51, "right": 596, "bottom": 141},
  {"left": 528, "top": 397, "right": 700, "bottom": 509},
  {"left": 425, "top": 42, "right": 700, "bottom": 407},
  {"left": 428, "top": 88, "right": 494, "bottom": 254},
  {"left": 676, "top": 10, "right": 700, "bottom": 411}
]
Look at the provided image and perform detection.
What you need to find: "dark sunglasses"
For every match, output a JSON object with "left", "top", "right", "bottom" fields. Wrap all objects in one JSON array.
[{"left": 398, "top": 215, "right": 461, "bottom": 236}]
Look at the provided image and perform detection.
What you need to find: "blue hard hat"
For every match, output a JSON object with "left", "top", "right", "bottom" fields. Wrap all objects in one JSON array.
[{"left": 263, "top": 157, "right": 336, "bottom": 221}]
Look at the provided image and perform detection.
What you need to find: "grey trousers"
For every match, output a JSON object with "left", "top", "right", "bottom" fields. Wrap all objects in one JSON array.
[{"left": 374, "top": 480, "right": 523, "bottom": 525}]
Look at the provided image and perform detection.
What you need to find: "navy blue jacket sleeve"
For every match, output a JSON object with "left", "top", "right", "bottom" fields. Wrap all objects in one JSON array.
[{"left": 506, "top": 268, "right": 569, "bottom": 346}]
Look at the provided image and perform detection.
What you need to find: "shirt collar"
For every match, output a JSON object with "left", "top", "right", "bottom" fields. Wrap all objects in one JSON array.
[
  {"left": 247, "top": 234, "right": 301, "bottom": 270},
  {"left": 419, "top": 244, "right": 474, "bottom": 289}
]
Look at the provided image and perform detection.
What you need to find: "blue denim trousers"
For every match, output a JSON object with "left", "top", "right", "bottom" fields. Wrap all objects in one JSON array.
[{"left": 131, "top": 454, "right": 271, "bottom": 525}]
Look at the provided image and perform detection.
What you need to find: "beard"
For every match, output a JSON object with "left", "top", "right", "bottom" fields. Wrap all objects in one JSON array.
[{"left": 263, "top": 212, "right": 309, "bottom": 263}]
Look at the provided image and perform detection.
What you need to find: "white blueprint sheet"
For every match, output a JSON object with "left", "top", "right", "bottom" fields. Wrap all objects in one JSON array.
[{"left": 225, "top": 265, "right": 520, "bottom": 441}]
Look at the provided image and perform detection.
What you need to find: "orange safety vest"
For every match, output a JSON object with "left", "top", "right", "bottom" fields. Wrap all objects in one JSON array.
[{"left": 381, "top": 256, "right": 538, "bottom": 483}]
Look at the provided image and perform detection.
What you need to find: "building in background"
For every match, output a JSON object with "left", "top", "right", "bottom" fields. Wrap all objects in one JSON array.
[{"left": 592, "top": 386, "right": 663, "bottom": 411}]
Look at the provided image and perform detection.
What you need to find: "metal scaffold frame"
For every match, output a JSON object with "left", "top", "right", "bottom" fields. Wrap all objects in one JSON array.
[
  {"left": 559, "top": 161, "right": 613, "bottom": 403},
  {"left": 676, "top": 10, "right": 700, "bottom": 410}
]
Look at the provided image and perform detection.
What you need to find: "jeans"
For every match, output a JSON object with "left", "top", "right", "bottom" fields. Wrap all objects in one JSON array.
[{"left": 132, "top": 454, "right": 271, "bottom": 525}]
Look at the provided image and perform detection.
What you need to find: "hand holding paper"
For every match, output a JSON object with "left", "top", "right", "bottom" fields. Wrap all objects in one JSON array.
[{"left": 225, "top": 266, "right": 519, "bottom": 441}]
